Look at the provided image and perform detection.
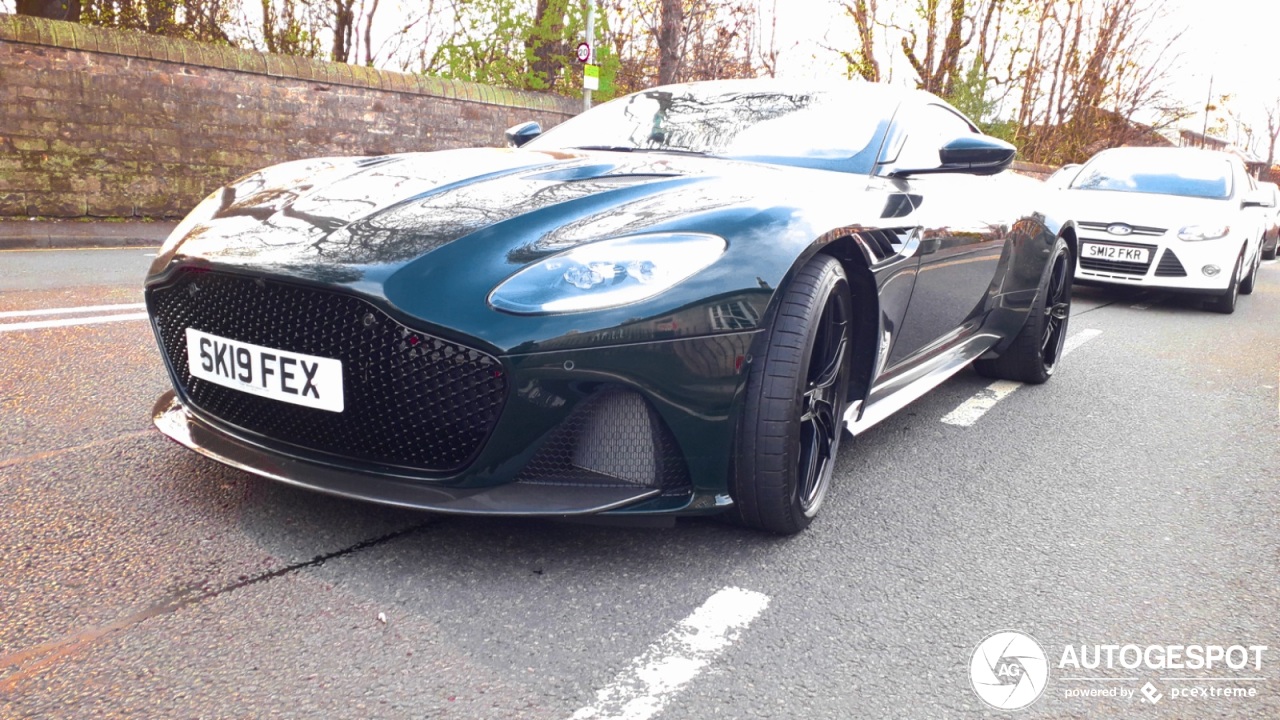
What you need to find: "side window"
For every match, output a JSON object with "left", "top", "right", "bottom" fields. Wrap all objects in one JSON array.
[{"left": 893, "top": 105, "right": 977, "bottom": 171}]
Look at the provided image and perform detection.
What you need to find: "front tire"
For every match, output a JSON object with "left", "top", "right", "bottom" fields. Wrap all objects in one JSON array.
[
  {"left": 974, "top": 236, "right": 1073, "bottom": 384},
  {"left": 1208, "top": 250, "right": 1243, "bottom": 314},
  {"left": 732, "top": 255, "right": 851, "bottom": 535}
]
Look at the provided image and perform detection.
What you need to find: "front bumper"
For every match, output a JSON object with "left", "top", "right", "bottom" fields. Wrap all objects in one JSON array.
[
  {"left": 155, "top": 390, "right": 664, "bottom": 515},
  {"left": 1074, "top": 233, "right": 1244, "bottom": 292}
]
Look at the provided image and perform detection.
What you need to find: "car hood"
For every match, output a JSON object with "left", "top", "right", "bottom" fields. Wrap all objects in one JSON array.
[
  {"left": 148, "top": 147, "right": 870, "bottom": 352},
  {"left": 1058, "top": 188, "right": 1238, "bottom": 230},
  {"left": 156, "top": 147, "right": 790, "bottom": 276}
]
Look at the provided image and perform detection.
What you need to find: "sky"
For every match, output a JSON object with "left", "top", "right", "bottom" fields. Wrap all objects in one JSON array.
[{"left": 766, "top": 0, "right": 1280, "bottom": 151}]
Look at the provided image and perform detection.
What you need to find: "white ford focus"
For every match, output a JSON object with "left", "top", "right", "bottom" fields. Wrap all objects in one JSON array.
[{"left": 1061, "top": 147, "right": 1268, "bottom": 313}]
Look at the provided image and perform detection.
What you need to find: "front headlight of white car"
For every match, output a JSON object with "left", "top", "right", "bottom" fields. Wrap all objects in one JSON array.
[
  {"left": 488, "top": 232, "right": 726, "bottom": 314},
  {"left": 1177, "top": 224, "right": 1230, "bottom": 241}
]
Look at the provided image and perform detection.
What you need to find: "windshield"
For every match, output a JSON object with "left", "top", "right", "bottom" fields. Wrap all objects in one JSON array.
[
  {"left": 1069, "top": 151, "right": 1233, "bottom": 199},
  {"left": 526, "top": 84, "right": 895, "bottom": 174}
]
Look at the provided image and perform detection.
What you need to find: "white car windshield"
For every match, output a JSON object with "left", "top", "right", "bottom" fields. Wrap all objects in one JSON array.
[{"left": 1069, "top": 151, "right": 1232, "bottom": 199}]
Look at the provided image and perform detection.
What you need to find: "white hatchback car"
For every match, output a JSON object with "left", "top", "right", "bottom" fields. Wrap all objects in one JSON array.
[{"left": 1061, "top": 147, "right": 1268, "bottom": 313}]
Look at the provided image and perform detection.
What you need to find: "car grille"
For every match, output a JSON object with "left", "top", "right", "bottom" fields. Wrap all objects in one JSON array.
[
  {"left": 1154, "top": 248, "right": 1188, "bottom": 277},
  {"left": 1078, "top": 240, "right": 1158, "bottom": 276},
  {"left": 516, "top": 386, "right": 691, "bottom": 496},
  {"left": 147, "top": 269, "right": 507, "bottom": 473},
  {"left": 1078, "top": 221, "right": 1167, "bottom": 237}
]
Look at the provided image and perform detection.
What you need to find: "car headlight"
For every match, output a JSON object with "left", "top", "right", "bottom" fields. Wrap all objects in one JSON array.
[
  {"left": 1177, "top": 224, "right": 1230, "bottom": 241},
  {"left": 488, "top": 232, "right": 726, "bottom": 314}
]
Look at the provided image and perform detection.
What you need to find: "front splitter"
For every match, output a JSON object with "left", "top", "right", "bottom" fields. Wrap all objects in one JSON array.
[{"left": 152, "top": 391, "right": 661, "bottom": 516}]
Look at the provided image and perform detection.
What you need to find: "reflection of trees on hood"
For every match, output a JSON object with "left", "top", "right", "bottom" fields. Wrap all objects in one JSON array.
[{"left": 507, "top": 182, "right": 750, "bottom": 265}]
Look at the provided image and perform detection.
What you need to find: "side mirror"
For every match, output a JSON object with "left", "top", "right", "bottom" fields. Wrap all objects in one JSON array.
[
  {"left": 505, "top": 121, "right": 542, "bottom": 148},
  {"left": 937, "top": 135, "right": 1017, "bottom": 175},
  {"left": 1241, "top": 189, "right": 1274, "bottom": 209},
  {"left": 890, "top": 135, "right": 1017, "bottom": 177}
]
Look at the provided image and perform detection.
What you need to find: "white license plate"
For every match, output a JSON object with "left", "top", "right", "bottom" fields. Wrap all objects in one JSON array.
[
  {"left": 185, "top": 328, "right": 344, "bottom": 413},
  {"left": 1082, "top": 243, "right": 1149, "bottom": 263}
]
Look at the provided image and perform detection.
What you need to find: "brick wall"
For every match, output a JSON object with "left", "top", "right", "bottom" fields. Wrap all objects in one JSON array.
[{"left": 0, "top": 14, "right": 579, "bottom": 218}]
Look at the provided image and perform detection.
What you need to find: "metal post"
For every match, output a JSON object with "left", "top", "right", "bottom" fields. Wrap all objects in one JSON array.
[{"left": 584, "top": 1, "right": 594, "bottom": 112}]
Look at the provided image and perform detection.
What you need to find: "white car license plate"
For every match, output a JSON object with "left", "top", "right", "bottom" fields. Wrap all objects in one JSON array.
[
  {"left": 185, "top": 328, "right": 345, "bottom": 413},
  {"left": 1082, "top": 242, "right": 1149, "bottom": 263}
]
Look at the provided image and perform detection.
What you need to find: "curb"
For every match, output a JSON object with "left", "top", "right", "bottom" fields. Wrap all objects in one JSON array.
[{"left": 0, "top": 221, "right": 177, "bottom": 250}]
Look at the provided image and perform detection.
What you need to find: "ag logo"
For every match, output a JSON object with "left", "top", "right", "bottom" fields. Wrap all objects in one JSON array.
[{"left": 970, "top": 630, "right": 1049, "bottom": 710}]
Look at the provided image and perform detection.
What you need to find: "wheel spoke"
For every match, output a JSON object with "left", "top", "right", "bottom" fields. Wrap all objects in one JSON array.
[
  {"left": 798, "top": 408, "right": 834, "bottom": 508},
  {"left": 1039, "top": 254, "right": 1070, "bottom": 361},
  {"left": 794, "top": 282, "right": 850, "bottom": 515}
]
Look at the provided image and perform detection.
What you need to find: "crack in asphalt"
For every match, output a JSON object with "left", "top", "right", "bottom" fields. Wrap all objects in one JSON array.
[
  {"left": 1070, "top": 296, "right": 1128, "bottom": 318},
  {"left": 0, "top": 520, "right": 440, "bottom": 693},
  {"left": 0, "top": 430, "right": 154, "bottom": 470}
]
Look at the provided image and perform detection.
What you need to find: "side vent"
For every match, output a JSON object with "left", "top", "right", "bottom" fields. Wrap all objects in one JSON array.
[{"left": 856, "top": 229, "right": 907, "bottom": 263}]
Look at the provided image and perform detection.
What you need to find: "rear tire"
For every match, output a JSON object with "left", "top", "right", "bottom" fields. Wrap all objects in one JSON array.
[
  {"left": 974, "top": 237, "right": 1072, "bottom": 385},
  {"left": 731, "top": 255, "right": 851, "bottom": 535},
  {"left": 1208, "top": 250, "right": 1242, "bottom": 314},
  {"left": 1264, "top": 240, "right": 1278, "bottom": 261}
]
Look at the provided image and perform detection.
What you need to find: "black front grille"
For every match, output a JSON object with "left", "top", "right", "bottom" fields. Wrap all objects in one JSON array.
[
  {"left": 1154, "top": 248, "right": 1188, "bottom": 277},
  {"left": 516, "top": 387, "right": 691, "bottom": 496},
  {"left": 147, "top": 269, "right": 507, "bottom": 473},
  {"left": 1078, "top": 240, "right": 1158, "bottom": 276},
  {"left": 1078, "top": 221, "right": 1167, "bottom": 237}
]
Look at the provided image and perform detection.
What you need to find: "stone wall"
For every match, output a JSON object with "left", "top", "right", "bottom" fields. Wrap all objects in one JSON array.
[{"left": 0, "top": 14, "right": 579, "bottom": 218}]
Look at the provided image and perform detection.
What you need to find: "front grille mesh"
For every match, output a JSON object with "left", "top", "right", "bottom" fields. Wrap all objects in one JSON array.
[
  {"left": 1154, "top": 248, "right": 1188, "bottom": 277},
  {"left": 147, "top": 269, "right": 506, "bottom": 473},
  {"left": 517, "top": 387, "right": 691, "bottom": 495}
]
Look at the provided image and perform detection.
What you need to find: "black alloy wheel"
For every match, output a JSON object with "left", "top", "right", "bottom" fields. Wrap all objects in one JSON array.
[
  {"left": 975, "top": 236, "right": 1073, "bottom": 384},
  {"left": 733, "top": 254, "right": 852, "bottom": 535}
]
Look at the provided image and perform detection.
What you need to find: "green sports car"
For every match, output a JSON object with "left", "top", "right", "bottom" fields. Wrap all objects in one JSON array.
[{"left": 146, "top": 79, "right": 1075, "bottom": 534}]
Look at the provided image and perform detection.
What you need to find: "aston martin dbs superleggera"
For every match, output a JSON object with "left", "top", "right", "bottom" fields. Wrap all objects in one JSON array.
[{"left": 146, "top": 79, "right": 1075, "bottom": 534}]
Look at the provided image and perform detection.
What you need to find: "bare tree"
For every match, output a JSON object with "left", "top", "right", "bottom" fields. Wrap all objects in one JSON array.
[
  {"left": 657, "top": 0, "right": 683, "bottom": 84},
  {"left": 331, "top": 0, "right": 356, "bottom": 62},
  {"left": 1264, "top": 104, "right": 1280, "bottom": 180},
  {"left": 897, "top": 0, "right": 968, "bottom": 95},
  {"left": 833, "top": 0, "right": 881, "bottom": 81}
]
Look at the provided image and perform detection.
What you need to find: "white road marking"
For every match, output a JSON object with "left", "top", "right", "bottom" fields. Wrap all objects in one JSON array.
[
  {"left": 570, "top": 587, "right": 770, "bottom": 720},
  {"left": 0, "top": 302, "right": 146, "bottom": 319},
  {"left": 0, "top": 312, "right": 150, "bottom": 333},
  {"left": 1061, "top": 328, "right": 1103, "bottom": 355},
  {"left": 941, "top": 329, "right": 1103, "bottom": 427}
]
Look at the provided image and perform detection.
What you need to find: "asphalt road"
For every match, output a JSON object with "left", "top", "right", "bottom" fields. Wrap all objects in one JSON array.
[{"left": 2, "top": 247, "right": 1278, "bottom": 719}]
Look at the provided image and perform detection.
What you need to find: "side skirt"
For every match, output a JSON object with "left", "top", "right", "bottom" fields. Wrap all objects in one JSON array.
[{"left": 844, "top": 333, "right": 1000, "bottom": 436}]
